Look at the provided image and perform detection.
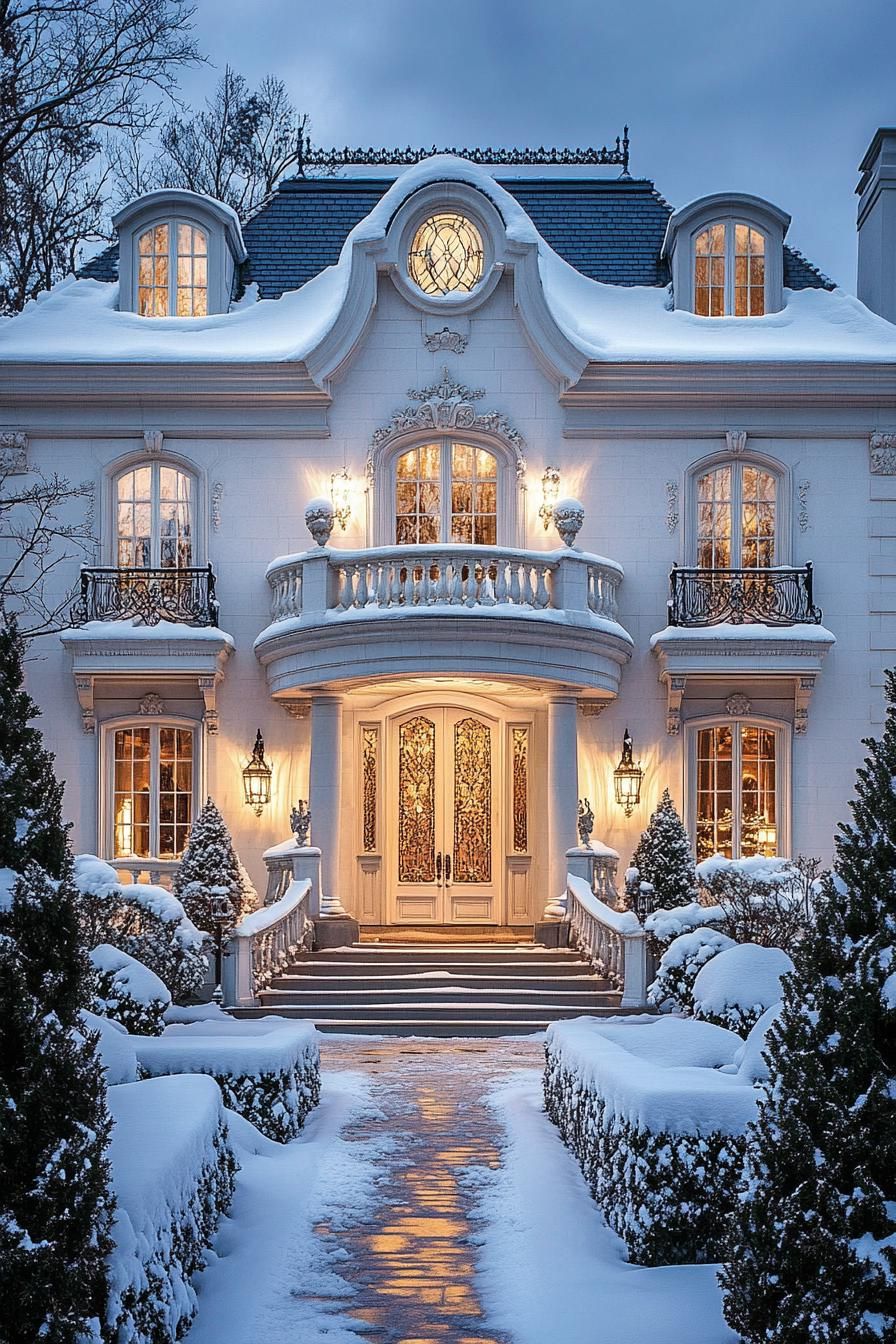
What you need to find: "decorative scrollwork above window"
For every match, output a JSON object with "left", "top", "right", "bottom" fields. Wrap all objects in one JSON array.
[{"left": 367, "top": 365, "right": 526, "bottom": 480}]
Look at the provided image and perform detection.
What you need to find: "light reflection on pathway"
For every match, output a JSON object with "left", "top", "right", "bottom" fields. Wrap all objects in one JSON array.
[{"left": 316, "top": 1037, "right": 543, "bottom": 1344}]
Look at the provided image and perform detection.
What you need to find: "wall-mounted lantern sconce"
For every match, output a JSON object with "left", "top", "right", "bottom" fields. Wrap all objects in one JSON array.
[
  {"left": 242, "top": 730, "right": 272, "bottom": 816},
  {"left": 539, "top": 465, "right": 561, "bottom": 530},
  {"left": 613, "top": 728, "right": 643, "bottom": 817},
  {"left": 330, "top": 468, "right": 352, "bottom": 530}
]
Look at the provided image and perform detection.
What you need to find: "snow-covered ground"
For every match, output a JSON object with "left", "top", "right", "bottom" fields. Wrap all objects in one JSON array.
[{"left": 180, "top": 1036, "right": 733, "bottom": 1344}]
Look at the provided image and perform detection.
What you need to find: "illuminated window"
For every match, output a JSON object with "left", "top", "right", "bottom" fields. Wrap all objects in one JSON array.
[
  {"left": 696, "top": 462, "right": 777, "bottom": 568},
  {"left": 695, "top": 722, "right": 779, "bottom": 861},
  {"left": 694, "top": 222, "right": 765, "bottom": 316},
  {"left": 112, "top": 724, "right": 195, "bottom": 860},
  {"left": 115, "top": 463, "right": 194, "bottom": 568},
  {"left": 395, "top": 441, "right": 498, "bottom": 545},
  {"left": 408, "top": 213, "right": 484, "bottom": 296},
  {"left": 137, "top": 220, "right": 208, "bottom": 316}
]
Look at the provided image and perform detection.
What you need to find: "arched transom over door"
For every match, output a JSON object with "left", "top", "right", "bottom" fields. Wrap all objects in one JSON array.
[
  {"left": 395, "top": 441, "right": 498, "bottom": 545},
  {"left": 390, "top": 707, "right": 500, "bottom": 923}
]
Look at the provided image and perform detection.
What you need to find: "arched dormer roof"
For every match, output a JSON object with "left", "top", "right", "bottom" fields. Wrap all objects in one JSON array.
[{"left": 662, "top": 192, "right": 791, "bottom": 315}]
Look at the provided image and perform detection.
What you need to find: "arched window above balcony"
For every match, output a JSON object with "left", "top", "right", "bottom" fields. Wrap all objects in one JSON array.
[
  {"left": 694, "top": 459, "right": 780, "bottom": 569},
  {"left": 114, "top": 461, "right": 196, "bottom": 569}
]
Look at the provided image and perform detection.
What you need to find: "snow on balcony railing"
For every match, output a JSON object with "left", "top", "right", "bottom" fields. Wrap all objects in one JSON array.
[
  {"left": 225, "top": 877, "right": 313, "bottom": 1007},
  {"left": 266, "top": 544, "right": 623, "bottom": 624},
  {"left": 566, "top": 873, "right": 648, "bottom": 1009}
]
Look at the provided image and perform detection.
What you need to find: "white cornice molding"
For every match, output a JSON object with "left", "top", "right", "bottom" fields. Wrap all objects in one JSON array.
[
  {"left": 563, "top": 361, "right": 896, "bottom": 410},
  {"left": 0, "top": 362, "right": 330, "bottom": 410}
]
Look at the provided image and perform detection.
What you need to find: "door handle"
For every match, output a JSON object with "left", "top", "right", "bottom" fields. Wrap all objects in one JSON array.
[
  {"left": 444, "top": 852, "right": 451, "bottom": 884},
  {"left": 435, "top": 852, "right": 442, "bottom": 885}
]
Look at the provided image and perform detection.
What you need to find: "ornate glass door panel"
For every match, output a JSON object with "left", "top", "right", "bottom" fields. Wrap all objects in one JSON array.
[{"left": 390, "top": 707, "right": 500, "bottom": 923}]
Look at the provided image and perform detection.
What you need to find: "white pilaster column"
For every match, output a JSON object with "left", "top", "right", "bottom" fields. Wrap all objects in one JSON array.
[
  {"left": 546, "top": 693, "right": 579, "bottom": 912},
  {"left": 309, "top": 694, "right": 345, "bottom": 914}
]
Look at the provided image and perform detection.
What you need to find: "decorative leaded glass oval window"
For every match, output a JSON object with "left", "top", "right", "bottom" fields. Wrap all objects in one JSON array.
[{"left": 408, "top": 213, "right": 484, "bottom": 296}]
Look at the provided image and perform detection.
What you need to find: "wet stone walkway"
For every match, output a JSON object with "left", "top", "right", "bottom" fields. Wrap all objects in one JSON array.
[{"left": 316, "top": 1037, "right": 544, "bottom": 1344}]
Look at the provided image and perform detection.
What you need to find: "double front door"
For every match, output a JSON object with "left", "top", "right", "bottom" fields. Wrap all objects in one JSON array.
[{"left": 391, "top": 707, "right": 500, "bottom": 923}]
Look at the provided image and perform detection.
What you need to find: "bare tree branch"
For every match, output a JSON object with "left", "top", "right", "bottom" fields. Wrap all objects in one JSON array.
[{"left": 0, "top": 465, "right": 94, "bottom": 638}]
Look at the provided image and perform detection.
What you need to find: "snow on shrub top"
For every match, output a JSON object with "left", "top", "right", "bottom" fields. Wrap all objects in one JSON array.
[
  {"left": 732, "top": 1003, "right": 784, "bottom": 1083},
  {"left": 73, "top": 853, "right": 122, "bottom": 901},
  {"left": 545, "top": 1016, "right": 758, "bottom": 1135},
  {"left": 658, "top": 927, "right": 737, "bottom": 969},
  {"left": 692, "top": 943, "right": 794, "bottom": 1020},
  {"left": 644, "top": 900, "right": 726, "bottom": 942},
  {"left": 81, "top": 1009, "right": 138, "bottom": 1085},
  {"left": 90, "top": 944, "right": 172, "bottom": 1010},
  {"left": 119, "top": 883, "right": 205, "bottom": 949},
  {"left": 132, "top": 1017, "right": 318, "bottom": 1079},
  {"left": 696, "top": 854, "right": 798, "bottom": 887}
]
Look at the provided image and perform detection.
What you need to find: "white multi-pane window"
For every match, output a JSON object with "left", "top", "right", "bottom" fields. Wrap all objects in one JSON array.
[
  {"left": 695, "top": 462, "right": 777, "bottom": 568},
  {"left": 694, "top": 222, "right": 766, "bottom": 316},
  {"left": 115, "top": 463, "right": 194, "bottom": 569},
  {"left": 137, "top": 221, "right": 208, "bottom": 317},
  {"left": 111, "top": 724, "right": 195, "bottom": 860},
  {"left": 394, "top": 442, "right": 498, "bottom": 545},
  {"left": 694, "top": 722, "right": 779, "bottom": 861}
]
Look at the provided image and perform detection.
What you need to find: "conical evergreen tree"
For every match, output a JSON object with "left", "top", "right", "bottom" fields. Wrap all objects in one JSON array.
[
  {"left": 721, "top": 672, "right": 896, "bottom": 1342},
  {"left": 0, "top": 619, "right": 113, "bottom": 1343},
  {"left": 629, "top": 789, "right": 697, "bottom": 915},
  {"left": 172, "top": 797, "right": 252, "bottom": 936}
]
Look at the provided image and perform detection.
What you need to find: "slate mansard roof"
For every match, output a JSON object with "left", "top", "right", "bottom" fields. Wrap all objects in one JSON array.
[{"left": 80, "top": 172, "right": 834, "bottom": 295}]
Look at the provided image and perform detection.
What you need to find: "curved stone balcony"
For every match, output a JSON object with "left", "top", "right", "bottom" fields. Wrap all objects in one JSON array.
[{"left": 254, "top": 543, "right": 633, "bottom": 696}]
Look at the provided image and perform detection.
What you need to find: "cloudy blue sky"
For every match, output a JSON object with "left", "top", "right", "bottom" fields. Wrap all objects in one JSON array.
[{"left": 180, "top": 0, "right": 896, "bottom": 290}]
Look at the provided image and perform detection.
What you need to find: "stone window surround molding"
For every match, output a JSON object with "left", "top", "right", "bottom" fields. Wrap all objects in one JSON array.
[
  {"left": 661, "top": 192, "right": 790, "bottom": 317},
  {"left": 102, "top": 443, "right": 208, "bottom": 567},
  {"left": 96, "top": 711, "right": 205, "bottom": 861},
  {"left": 681, "top": 711, "right": 792, "bottom": 860},
  {"left": 677, "top": 438, "right": 793, "bottom": 567},
  {"left": 113, "top": 189, "right": 247, "bottom": 318}
]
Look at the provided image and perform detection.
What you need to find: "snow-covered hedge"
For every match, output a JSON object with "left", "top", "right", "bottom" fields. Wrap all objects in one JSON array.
[
  {"left": 695, "top": 854, "right": 808, "bottom": 950},
  {"left": 544, "top": 1016, "right": 757, "bottom": 1265},
  {"left": 81, "top": 1010, "right": 139, "bottom": 1084},
  {"left": 692, "top": 942, "right": 794, "bottom": 1034},
  {"left": 644, "top": 899, "right": 726, "bottom": 951},
  {"left": 74, "top": 855, "right": 208, "bottom": 1001},
  {"left": 106, "top": 1074, "right": 236, "bottom": 1344},
  {"left": 132, "top": 1009, "right": 320, "bottom": 1143},
  {"left": 647, "top": 926, "right": 737, "bottom": 1014},
  {"left": 90, "top": 943, "right": 170, "bottom": 1035}
]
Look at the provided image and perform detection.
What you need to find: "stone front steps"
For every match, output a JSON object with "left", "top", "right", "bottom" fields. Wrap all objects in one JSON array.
[{"left": 234, "top": 938, "right": 623, "bottom": 1037}]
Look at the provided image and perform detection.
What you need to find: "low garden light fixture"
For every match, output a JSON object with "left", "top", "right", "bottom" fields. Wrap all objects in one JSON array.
[
  {"left": 242, "top": 730, "right": 272, "bottom": 815},
  {"left": 330, "top": 467, "right": 353, "bottom": 530},
  {"left": 539, "top": 465, "right": 561, "bottom": 530},
  {"left": 209, "top": 888, "right": 233, "bottom": 1005},
  {"left": 613, "top": 728, "right": 643, "bottom": 817}
]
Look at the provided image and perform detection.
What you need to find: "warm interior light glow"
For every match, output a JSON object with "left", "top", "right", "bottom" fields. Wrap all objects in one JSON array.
[{"left": 408, "top": 213, "right": 484, "bottom": 296}]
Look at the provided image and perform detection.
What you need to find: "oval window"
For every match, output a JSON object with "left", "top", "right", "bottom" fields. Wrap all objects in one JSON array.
[{"left": 408, "top": 213, "right": 484, "bottom": 296}]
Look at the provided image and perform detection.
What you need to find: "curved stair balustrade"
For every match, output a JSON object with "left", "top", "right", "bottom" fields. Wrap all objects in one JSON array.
[
  {"left": 258, "top": 543, "right": 632, "bottom": 694},
  {"left": 566, "top": 873, "right": 648, "bottom": 1010},
  {"left": 225, "top": 877, "right": 314, "bottom": 1008}
]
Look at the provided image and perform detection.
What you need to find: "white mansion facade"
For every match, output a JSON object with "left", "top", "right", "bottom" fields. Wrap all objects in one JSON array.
[{"left": 2, "top": 129, "right": 896, "bottom": 927}]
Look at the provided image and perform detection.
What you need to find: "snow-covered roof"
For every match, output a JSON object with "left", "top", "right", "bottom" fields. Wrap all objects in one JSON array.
[{"left": 1, "top": 155, "right": 895, "bottom": 367}]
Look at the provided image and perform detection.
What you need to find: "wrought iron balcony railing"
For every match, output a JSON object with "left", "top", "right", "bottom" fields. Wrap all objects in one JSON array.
[
  {"left": 668, "top": 563, "right": 822, "bottom": 628},
  {"left": 70, "top": 565, "right": 219, "bottom": 628}
]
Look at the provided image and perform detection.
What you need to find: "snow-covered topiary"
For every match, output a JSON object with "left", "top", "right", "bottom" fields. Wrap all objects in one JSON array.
[
  {"left": 696, "top": 854, "right": 807, "bottom": 951},
  {"left": 647, "top": 926, "right": 736, "bottom": 1014},
  {"left": 722, "top": 671, "right": 896, "bottom": 1341},
  {"left": 644, "top": 899, "right": 726, "bottom": 948},
  {"left": 0, "top": 617, "right": 113, "bottom": 1342},
  {"left": 628, "top": 789, "right": 698, "bottom": 918},
  {"left": 692, "top": 942, "right": 793, "bottom": 1035},
  {"left": 172, "top": 797, "right": 256, "bottom": 937},
  {"left": 90, "top": 943, "right": 171, "bottom": 1035},
  {"left": 81, "top": 1010, "right": 139, "bottom": 1085},
  {"left": 74, "top": 854, "right": 207, "bottom": 1003}
]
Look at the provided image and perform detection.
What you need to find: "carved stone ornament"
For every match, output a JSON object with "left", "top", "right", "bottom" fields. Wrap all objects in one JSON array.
[
  {"left": 725, "top": 693, "right": 752, "bottom": 717},
  {"left": 423, "top": 326, "right": 468, "bottom": 354},
  {"left": 870, "top": 432, "right": 896, "bottom": 475},
  {"left": 798, "top": 479, "right": 810, "bottom": 533},
  {"left": 553, "top": 497, "right": 585, "bottom": 548},
  {"left": 726, "top": 429, "right": 748, "bottom": 456},
  {"left": 143, "top": 429, "right": 164, "bottom": 455},
  {"left": 211, "top": 481, "right": 224, "bottom": 531},
  {"left": 665, "top": 480, "right": 679, "bottom": 533},
  {"left": 138, "top": 692, "right": 165, "bottom": 716},
  {"left": 305, "top": 497, "right": 335, "bottom": 547},
  {"left": 0, "top": 431, "right": 28, "bottom": 473},
  {"left": 577, "top": 797, "right": 594, "bottom": 847},
  {"left": 368, "top": 366, "right": 526, "bottom": 480}
]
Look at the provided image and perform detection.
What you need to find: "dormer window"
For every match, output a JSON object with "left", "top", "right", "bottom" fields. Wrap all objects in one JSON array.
[
  {"left": 137, "top": 222, "right": 208, "bottom": 317},
  {"left": 694, "top": 222, "right": 766, "bottom": 317},
  {"left": 663, "top": 193, "right": 789, "bottom": 317},
  {"left": 114, "top": 189, "right": 246, "bottom": 318}
]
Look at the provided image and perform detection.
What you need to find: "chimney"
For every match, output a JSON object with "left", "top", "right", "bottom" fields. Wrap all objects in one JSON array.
[{"left": 857, "top": 128, "right": 896, "bottom": 323}]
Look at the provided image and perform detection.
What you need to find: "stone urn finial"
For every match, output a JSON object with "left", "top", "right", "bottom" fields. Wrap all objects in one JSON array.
[
  {"left": 305, "top": 497, "right": 335, "bottom": 547},
  {"left": 290, "top": 800, "right": 311, "bottom": 846},
  {"left": 553, "top": 497, "right": 585, "bottom": 548}
]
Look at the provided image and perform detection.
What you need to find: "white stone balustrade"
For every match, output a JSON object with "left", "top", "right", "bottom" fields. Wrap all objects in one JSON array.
[
  {"left": 565, "top": 872, "right": 648, "bottom": 1009},
  {"left": 224, "top": 875, "right": 313, "bottom": 1008}
]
